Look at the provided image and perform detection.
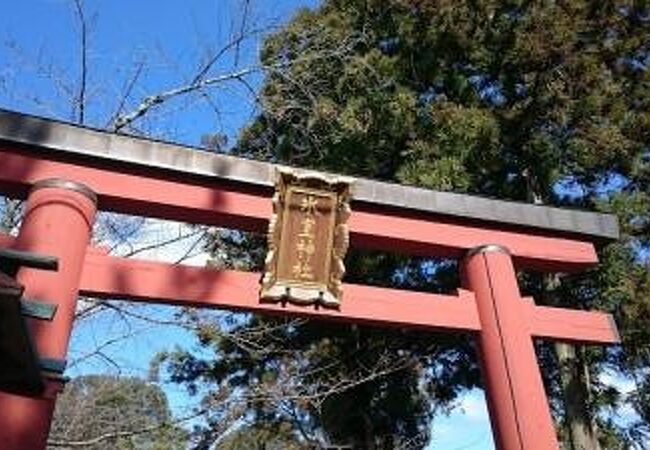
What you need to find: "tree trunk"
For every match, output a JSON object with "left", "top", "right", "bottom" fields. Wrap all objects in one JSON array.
[
  {"left": 525, "top": 175, "right": 602, "bottom": 450},
  {"left": 555, "top": 342, "right": 601, "bottom": 450},
  {"left": 362, "top": 412, "right": 375, "bottom": 450},
  {"left": 544, "top": 273, "right": 600, "bottom": 450}
]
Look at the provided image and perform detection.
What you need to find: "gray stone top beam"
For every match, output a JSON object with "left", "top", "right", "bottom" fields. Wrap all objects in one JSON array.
[{"left": 0, "top": 109, "right": 619, "bottom": 240}]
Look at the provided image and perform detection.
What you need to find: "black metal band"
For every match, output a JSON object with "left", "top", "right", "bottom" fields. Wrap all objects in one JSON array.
[
  {"left": 39, "top": 357, "right": 67, "bottom": 374},
  {"left": 0, "top": 248, "right": 58, "bottom": 274},
  {"left": 32, "top": 178, "right": 97, "bottom": 205},
  {"left": 465, "top": 244, "right": 511, "bottom": 259},
  {"left": 21, "top": 299, "right": 57, "bottom": 320}
]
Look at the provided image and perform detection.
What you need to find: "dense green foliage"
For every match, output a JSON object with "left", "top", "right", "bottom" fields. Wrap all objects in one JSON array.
[{"left": 163, "top": 1, "right": 650, "bottom": 448}]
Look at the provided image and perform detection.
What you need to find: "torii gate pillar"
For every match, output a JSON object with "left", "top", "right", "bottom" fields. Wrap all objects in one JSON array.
[
  {"left": 0, "top": 110, "right": 622, "bottom": 450},
  {"left": 463, "top": 245, "right": 558, "bottom": 450},
  {"left": 0, "top": 179, "right": 97, "bottom": 450}
]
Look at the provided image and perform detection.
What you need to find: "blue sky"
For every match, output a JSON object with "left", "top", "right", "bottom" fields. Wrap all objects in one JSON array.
[
  {"left": 8, "top": 1, "right": 636, "bottom": 449},
  {"left": 63, "top": 216, "right": 496, "bottom": 449},
  {"left": 1, "top": 0, "right": 318, "bottom": 142},
  {"left": 3, "top": 2, "right": 643, "bottom": 449}
]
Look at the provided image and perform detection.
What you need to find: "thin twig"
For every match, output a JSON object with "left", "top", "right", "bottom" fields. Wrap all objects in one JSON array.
[
  {"left": 47, "top": 409, "right": 208, "bottom": 448},
  {"left": 72, "top": 0, "right": 87, "bottom": 125},
  {"left": 112, "top": 66, "right": 259, "bottom": 131},
  {"left": 106, "top": 59, "right": 145, "bottom": 129},
  {"left": 233, "top": 0, "right": 251, "bottom": 68}
]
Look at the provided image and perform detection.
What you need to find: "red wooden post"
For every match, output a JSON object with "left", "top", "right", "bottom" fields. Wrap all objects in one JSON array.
[
  {"left": 0, "top": 179, "right": 97, "bottom": 450},
  {"left": 462, "top": 245, "right": 559, "bottom": 450},
  {"left": 0, "top": 112, "right": 622, "bottom": 449}
]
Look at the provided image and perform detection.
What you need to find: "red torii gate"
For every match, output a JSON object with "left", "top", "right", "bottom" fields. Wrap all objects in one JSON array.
[{"left": 0, "top": 109, "right": 620, "bottom": 450}]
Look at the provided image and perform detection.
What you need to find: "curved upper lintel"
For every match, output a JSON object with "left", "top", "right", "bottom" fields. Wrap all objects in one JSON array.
[{"left": 0, "top": 109, "right": 619, "bottom": 242}]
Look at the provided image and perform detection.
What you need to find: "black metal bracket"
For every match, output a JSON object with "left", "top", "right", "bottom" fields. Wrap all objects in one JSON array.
[
  {"left": 39, "top": 357, "right": 66, "bottom": 374},
  {"left": 0, "top": 248, "right": 58, "bottom": 278},
  {"left": 39, "top": 357, "right": 69, "bottom": 384},
  {"left": 20, "top": 298, "right": 57, "bottom": 321},
  {"left": 0, "top": 246, "right": 60, "bottom": 395}
]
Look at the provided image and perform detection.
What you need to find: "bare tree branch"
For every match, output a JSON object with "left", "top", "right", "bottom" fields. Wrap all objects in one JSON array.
[
  {"left": 48, "top": 409, "right": 207, "bottom": 448},
  {"left": 112, "top": 31, "right": 364, "bottom": 132},
  {"left": 233, "top": 0, "right": 252, "bottom": 68},
  {"left": 112, "top": 66, "right": 259, "bottom": 131},
  {"left": 191, "top": 25, "right": 269, "bottom": 87},
  {"left": 72, "top": 0, "right": 88, "bottom": 125},
  {"left": 105, "top": 59, "right": 145, "bottom": 129},
  {"left": 0, "top": 198, "right": 22, "bottom": 233}
]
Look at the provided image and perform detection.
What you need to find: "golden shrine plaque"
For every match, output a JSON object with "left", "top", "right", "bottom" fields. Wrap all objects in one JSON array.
[{"left": 260, "top": 169, "right": 352, "bottom": 308}]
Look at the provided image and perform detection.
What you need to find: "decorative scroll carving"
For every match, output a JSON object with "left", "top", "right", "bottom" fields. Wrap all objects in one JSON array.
[{"left": 260, "top": 168, "right": 353, "bottom": 308}]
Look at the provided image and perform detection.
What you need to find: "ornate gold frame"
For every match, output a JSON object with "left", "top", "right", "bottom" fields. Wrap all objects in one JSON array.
[{"left": 260, "top": 168, "right": 352, "bottom": 308}]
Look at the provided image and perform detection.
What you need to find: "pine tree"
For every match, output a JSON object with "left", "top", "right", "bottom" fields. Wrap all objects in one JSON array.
[{"left": 164, "top": 1, "right": 650, "bottom": 447}]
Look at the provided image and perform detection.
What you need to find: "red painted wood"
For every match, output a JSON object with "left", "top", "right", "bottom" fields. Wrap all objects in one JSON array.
[
  {"left": 0, "top": 181, "right": 96, "bottom": 450},
  {"left": 0, "top": 149, "right": 270, "bottom": 231},
  {"left": 462, "top": 248, "right": 559, "bottom": 450},
  {"left": 0, "top": 233, "right": 14, "bottom": 247},
  {"left": 350, "top": 208, "right": 598, "bottom": 271},
  {"left": 0, "top": 148, "right": 598, "bottom": 271},
  {"left": 524, "top": 299, "right": 619, "bottom": 344},
  {"left": 77, "top": 252, "right": 482, "bottom": 332},
  {"left": 0, "top": 233, "right": 620, "bottom": 342},
  {"left": 0, "top": 141, "right": 621, "bottom": 450},
  {"left": 0, "top": 398, "right": 55, "bottom": 450}
]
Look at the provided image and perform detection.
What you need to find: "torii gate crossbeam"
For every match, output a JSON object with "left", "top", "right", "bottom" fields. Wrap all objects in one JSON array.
[{"left": 0, "top": 109, "right": 620, "bottom": 450}]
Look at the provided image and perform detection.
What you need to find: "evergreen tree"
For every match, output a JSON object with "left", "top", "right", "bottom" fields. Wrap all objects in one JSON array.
[{"left": 163, "top": 1, "right": 650, "bottom": 448}]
